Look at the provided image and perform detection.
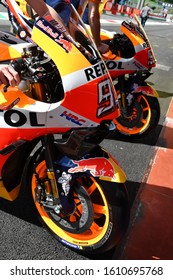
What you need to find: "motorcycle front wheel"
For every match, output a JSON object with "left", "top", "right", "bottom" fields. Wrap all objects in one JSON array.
[
  {"left": 30, "top": 160, "right": 130, "bottom": 254},
  {"left": 114, "top": 95, "right": 160, "bottom": 139}
]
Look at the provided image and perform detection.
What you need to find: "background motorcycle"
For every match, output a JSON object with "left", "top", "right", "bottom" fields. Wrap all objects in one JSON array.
[
  {"left": 0, "top": 5, "right": 130, "bottom": 254},
  {"left": 76, "top": 0, "right": 160, "bottom": 138},
  {"left": 0, "top": 0, "right": 160, "bottom": 139},
  {"left": 101, "top": 15, "right": 160, "bottom": 139}
]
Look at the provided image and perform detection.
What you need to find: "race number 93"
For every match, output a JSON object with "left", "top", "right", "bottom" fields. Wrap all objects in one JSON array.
[{"left": 97, "top": 79, "right": 115, "bottom": 118}]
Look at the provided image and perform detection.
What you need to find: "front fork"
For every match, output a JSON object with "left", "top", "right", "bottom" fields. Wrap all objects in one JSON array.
[
  {"left": 34, "top": 135, "right": 63, "bottom": 214},
  {"left": 118, "top": 76, "right": 128, "bottom": 115},
  {"left": 116, "top": 71, "right": 158, "bottom": 115},
  {"left": 42, "top": 136, "right": 59, "bottom": 201}
]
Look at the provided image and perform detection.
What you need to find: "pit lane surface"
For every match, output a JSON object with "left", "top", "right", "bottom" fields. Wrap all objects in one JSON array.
[{"left": 0, "top": 13, "right": 173, "bottom": 260}]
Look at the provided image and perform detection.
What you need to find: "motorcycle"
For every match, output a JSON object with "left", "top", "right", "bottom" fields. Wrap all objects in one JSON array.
[
  {"left": 75, "top": 0, "right": 160, "bottom": 138},
  {"left": 0, "top": 0, "right": 160, "bottom": 139},
  {"left": 101, "top": 15, "right": 160, "bottom": 139},
  {"left": 0, "top": 3, "right": 130, "bottom": 254}
]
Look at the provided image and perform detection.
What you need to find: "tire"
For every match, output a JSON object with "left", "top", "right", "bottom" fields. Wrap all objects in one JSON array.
[
  {"left": 29, "top": 160, "right": 130, "bottom": 254},
  {"left": 114, "top": 95, "right": 160, "bottom": 139}
]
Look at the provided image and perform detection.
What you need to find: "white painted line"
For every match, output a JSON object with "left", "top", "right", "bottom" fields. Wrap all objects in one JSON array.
[
  {"left": 0, "top": 12, "right": 8, "bottom": 20},
  {"left": 156, "top": 64, "right": 171, "bottom": 71}
]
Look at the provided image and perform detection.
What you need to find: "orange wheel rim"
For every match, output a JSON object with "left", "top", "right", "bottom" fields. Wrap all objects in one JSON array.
[
  {"left": 114, "top": 95, "right": 151, "bottom": 135},
  {"left": 31, "top": 162, "right": 110, "bottom": 247}
]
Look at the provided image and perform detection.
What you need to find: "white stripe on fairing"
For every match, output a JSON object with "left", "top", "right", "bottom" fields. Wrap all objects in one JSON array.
[
  {"left": 61, "top": 62, "right": 106, "bottom": 92},
  {"left": 62, "top": 69, "right": 88, "bottom": 92},
  {"left": 47, "top": 105, "right": 99, "bottom": 128},
  {"left": 0, "top": 102, "right": 99, "bottom": 129}
]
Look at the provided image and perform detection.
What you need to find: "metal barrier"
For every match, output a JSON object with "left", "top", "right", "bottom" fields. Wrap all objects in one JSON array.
[
  {"left": 104, "top": 2, "right": 166, "bottom": 20},
  {"left": 104, "top": 2, "right": 141, "bottom": 17}
]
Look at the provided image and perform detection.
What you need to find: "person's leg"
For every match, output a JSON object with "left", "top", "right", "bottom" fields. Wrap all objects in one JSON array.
[
  {"left": 143, "top": 16, "right": 148, "bottom": 27},
  {"left": 82, "top": 6, "right": 89, "bottom": 23},
  {"left": 141, "top": 17, "right": 144, "bottom": 27}
]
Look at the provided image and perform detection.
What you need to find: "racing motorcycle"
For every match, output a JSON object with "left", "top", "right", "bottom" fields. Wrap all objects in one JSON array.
[
  {"left": 0, "top": 0, "right": 161, "bottom": 139},
  {"left": 0, "top": 4, "right": 130, "bottom": 254},
  {"left": 74, "top": 0, "right": 160, "bottom": 138},
  {"left": 101, "top": 16, "right": 160, "bottom": 138},
  {"left": 0, "top": 0, "right": 160, "bottom": 139}
]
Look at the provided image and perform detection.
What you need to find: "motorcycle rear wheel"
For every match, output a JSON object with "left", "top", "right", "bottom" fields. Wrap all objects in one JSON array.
[
  {"left": 114, "top": 95, "right": 160, "bottom": 138},
  {"left": 30, "top": 160, "right": 130, "bottom": 254}
]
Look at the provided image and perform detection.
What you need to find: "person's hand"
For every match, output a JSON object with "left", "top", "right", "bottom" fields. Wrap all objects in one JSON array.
[
  {"left": 0, "top": 64, "right": 20, "bottom": 87},
  {"left": 97, "top": 42, "right": 109, "bottom": 54},
  {"left": 96, "top": 42, "right": 116, "bottom": 59}
]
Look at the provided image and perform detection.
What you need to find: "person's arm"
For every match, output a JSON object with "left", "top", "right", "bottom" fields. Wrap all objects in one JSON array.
[
  {"left": 88, "top": 1, "right": 109, "bottom": 54},
  {"left": 26, "top": 0, "right": 67, "bottom": 33},
  {"left": 0, "top": 64, "right": 20, "bottom": 87},
  {"left": 26, "top": 0, "right": 48, "bottom": 16}
]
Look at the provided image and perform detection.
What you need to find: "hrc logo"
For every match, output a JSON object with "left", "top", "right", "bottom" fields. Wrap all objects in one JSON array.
[{"left": 60, "top": 111, "right": 86, "bottom": 126}]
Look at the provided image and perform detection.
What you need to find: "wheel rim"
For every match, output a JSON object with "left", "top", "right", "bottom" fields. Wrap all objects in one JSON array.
[
  {"left": 31, "top": 161, "right": 111, "bottom": 249},
  {"left": 114, "top": 95, "right": 151, "bottom": 135}
]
